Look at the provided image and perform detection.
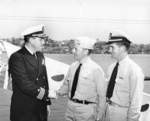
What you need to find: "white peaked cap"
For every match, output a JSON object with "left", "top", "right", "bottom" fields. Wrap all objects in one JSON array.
[
  {"left": 110, "top": 30, "right": 130, "bottom": 39},
  {"left": 21, "top": 24, "right": 45, "bottom": 36},
  {"left": 75, "top": 36, "right": 96, "bottom": 50},
  {"left": 110, "top": 30, "right": 131, "bottom": 40},
  {"left": 107, "top": 30, "right": 131, "bottom": 44}
]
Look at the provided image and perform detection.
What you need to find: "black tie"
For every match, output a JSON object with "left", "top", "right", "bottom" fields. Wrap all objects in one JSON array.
[
  {"left": 106, "top": 62, "right": 119, "bottom": 99},
  {"left": 71, "top": 63, "right": 82, "bottom": 99}
]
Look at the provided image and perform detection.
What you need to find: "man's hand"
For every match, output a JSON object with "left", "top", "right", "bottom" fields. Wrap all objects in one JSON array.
[
  {"left": 48, "top": 90, "right": 58, "bottom": 99},
  {"left": 37, "top": 87, "right": 45, "bottom": 100},
  {"left": 56, "top": 90, "right": 67, "bottom": 97}
]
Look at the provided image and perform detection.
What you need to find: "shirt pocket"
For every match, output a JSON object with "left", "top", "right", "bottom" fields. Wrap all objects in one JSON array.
[
  {"left": 78, "top": 74, "right": 96, "bottom": 98},
  {"left": 79, "top": 72, "right": 95, "bottom": 88},
  {"left": 115, "top": 77, "right": 129, "bottom": 94}
]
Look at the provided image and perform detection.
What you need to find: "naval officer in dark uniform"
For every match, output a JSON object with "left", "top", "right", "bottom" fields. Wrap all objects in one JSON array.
[{"left": 9, "top": 25, "right": 51, "bottom": 121}]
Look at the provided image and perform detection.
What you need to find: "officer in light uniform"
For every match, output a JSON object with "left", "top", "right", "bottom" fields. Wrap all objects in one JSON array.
[
  {"left": 105, "top": 31, "right": 144, "bottom": 121},
  {"left": 9, "top": 25, "right": 51, "bottom": 121},
  {"left": 57, "top": 36, "right": 106, "bottom": 121}
]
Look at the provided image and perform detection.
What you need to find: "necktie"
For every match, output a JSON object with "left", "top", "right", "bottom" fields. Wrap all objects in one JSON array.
[
  {"left": 71, "top": 63, "right": 82, "bottom": 99},
  {"left": 106, "top": 62, "right": 119, "bottom": 99}
]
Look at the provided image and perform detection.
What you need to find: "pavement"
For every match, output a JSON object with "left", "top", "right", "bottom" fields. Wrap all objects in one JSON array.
[
  {"left": 0, "top": 88, "right": 11, "bottom": 121},
  {"left": 0, "top": 82, "right": 150, "bottom": 121}
]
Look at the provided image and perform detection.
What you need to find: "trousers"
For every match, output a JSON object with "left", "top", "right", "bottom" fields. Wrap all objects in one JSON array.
[
  {"left": 105, "top": 103, "right": 128, "bottom": 121},
  {"left": 65, "top": 100, "right": 97, "bottom": 121}
]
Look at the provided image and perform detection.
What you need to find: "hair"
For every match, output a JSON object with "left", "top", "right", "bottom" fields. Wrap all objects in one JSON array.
[
  {"left": 24, "top": 35, "right": 32, "bottom": 42},
  {"left": 22, "top": 35, "right": 32, "bottom": 47}
]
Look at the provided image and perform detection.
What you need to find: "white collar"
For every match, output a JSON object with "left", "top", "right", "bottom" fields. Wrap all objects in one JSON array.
[
  {"left": 119, "top": 55, "right": 129, "bottom": 65},
  {"left": 25, "top": 45, "right": 35, "bottom": 55},
  {"left": 79, "top": 56, "right": 90, "bottom": 65}
]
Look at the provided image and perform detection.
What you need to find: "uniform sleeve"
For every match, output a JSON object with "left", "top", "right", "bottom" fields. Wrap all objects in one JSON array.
[
  {"left": 9, "top": 53, "right": 40, "bottom": 98},
  {"left": 36, "top": 52, "right": 49, "bottom": 101},
  {"left": 127, "top": 67, "right": 144, "bottom": 121},
  {"left": 57, "top": 66, "right": 71, "bottom": 96},
  {"left": 94, "top": 67, "right": 107, "bottom": 120}
]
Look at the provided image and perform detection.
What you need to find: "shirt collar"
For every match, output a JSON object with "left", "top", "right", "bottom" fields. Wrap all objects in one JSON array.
[
  {"left": 25, "top": 45, "right": 35, "bottom": 55},
  {"left": 119, "top": 55, "right": 129, "bottom": 65},
  {"left": 79, "top": 56, "right": 90, "bottom": 65}
]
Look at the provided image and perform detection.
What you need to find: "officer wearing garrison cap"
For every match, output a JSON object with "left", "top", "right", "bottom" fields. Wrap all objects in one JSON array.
[
  {"left": 57, "top": 36, "right": 106, "bottom": 121},
  {"left": 9, "top": 25, "right": 51, "bottom": 121},
  {"left": 105, "top": 31, "right": 144, "bottom": 121}
]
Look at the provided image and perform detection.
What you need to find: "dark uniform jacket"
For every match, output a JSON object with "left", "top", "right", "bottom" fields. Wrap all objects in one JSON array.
[{"left": 9, "top": 47, "right": 51, "bottom": 121}]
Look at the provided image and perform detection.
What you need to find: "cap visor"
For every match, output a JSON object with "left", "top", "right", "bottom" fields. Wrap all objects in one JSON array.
[{"left": 32, "top": 34, "right": 47, "bottom": 38}]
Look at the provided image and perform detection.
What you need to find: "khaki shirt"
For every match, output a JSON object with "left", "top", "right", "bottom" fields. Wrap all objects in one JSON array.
[
  {"left": 59, "top": 56, "right": 106, "bottom": 119},
  {"left": 106, "top": 55, "right": 144, "bottom": 121}
]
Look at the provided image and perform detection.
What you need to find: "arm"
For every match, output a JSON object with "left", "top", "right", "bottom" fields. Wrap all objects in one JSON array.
[
  {"left": 128, "top": 67, "right": 144, "bottom": 121},
  {"left": 94, "top": 68, "right": 107, "bottom": 120},
  {"left": 37, "top": 52, "right": 50, "bottom": 101}
]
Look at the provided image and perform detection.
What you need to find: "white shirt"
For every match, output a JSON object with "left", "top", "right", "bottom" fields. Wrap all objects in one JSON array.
[
  {"left": 106, "top": 55, "right": 144, "bottom": 121},
  {"left": 59, "top": 56, "right": 107, "bottom": 119}
]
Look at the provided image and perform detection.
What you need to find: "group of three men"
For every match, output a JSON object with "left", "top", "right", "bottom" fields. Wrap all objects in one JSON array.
[{"left": 8, "top": 25, "right": 144, "bottom": 121}]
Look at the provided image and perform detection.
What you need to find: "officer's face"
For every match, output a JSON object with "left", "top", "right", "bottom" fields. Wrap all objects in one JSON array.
[
  {"left": 108, "top": 43, "right": 122, "bottom": 60},
  {"left": 72, "top": 43, "right": 86, "bottom": 61},
  {"left": 30, "top": 37, "right": 45, "bottom": 52}
]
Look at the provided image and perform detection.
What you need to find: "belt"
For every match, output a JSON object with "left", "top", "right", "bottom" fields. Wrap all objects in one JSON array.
[
  {"left": 106, "top": 99, "right": 128, "bottom": 108},
  {"left": 70, "top": 98, "right": 96, "bottom": 105}
]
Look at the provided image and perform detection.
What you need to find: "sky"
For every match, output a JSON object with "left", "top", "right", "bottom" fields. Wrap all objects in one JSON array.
[{"left": 0, "top": 0, "right": 150, "bottom": 44}]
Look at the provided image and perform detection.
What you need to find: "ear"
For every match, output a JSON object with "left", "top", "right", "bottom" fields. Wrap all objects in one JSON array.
[
  {"left": 28, "top": 37, "right": 32, "bottom": 43},
  {"left": 83, "top": 49, "right": 89, "bottom": 55}
]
